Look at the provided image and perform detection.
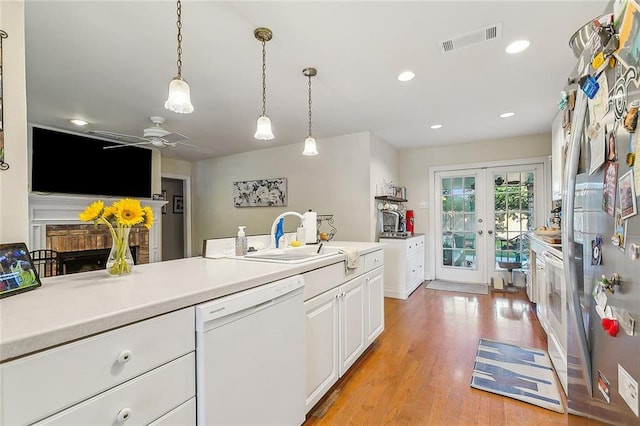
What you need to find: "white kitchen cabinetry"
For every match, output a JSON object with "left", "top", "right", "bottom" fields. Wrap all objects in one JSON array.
[
  {"left": 1, "top": 308, "right": 195, "bottom": 425},
  {"left": 380, "top": 234, "right": 425, "bottom": 299},
  {"left": 303, "top": 250, "right": 384, "bottom": 413}
]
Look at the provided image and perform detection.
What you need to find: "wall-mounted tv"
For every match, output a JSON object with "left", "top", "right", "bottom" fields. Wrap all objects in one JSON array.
[{"left": 31, "top": 126, "right": 152, "bottom": 198}]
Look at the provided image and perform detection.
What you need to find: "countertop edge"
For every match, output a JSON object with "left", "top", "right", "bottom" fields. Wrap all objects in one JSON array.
[{"left": 1, "top": 241, "right": 382, "bottom": 362}]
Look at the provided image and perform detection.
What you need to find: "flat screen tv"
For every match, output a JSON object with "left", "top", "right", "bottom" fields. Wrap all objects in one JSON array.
[{"left": 31, "top": 126, "right": 152, "bottom": 198}]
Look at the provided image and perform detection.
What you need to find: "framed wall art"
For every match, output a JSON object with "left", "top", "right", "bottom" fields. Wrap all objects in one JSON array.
[
  {"left": 173, "top": 195, "right": 184, "bottom": 214},
  {"left": 233, "top": 178, "right": 287, "bottom": 207},
  {"left": 161, "top": 190, "right": 168, "bottom": 214}
]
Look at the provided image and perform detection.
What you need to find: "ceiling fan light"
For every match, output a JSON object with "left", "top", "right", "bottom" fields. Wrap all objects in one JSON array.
[
  {"left": 165, "top": 76, "right": 194, "bottom": 114},
  {"left": 302, "top": 137, "right": 318, "bottom": 156},
  {"left": 254, "top": 115, "right": 274, "bottom": 140}
]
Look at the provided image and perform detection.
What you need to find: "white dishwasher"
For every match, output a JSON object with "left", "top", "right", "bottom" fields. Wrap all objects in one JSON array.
[{"left": 195, "top": 275, "right": 305, "bottom": 426}]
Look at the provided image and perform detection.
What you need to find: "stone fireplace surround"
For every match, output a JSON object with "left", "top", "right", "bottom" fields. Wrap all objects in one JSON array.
[{"left": 29, "top": 194, "right": 165, "bottom": 273}]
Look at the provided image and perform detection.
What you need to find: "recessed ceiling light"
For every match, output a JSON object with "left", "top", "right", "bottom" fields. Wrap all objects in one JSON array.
[
  {"left": 397, "top": 71, "right": 415, "bottom": 82},
  {"left": 430, "top": 124, "right": 443, "bottom": 129},
  {"left": 505, "top": 39, "right": 530, "bottom": 54},
  {"left": 70, "top": 119, "right": 89, "bottom": 126},
  {"left": 500, "top": 112, "right": 515, "bottom": 118}
]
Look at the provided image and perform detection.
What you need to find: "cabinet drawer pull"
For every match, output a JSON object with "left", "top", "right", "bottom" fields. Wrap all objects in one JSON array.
[
  {"left": 116, "top": 407, "right": 132, "bottom": 423},
  {"left": 117, "top": 350, "right": 133, "bottom": 364}
]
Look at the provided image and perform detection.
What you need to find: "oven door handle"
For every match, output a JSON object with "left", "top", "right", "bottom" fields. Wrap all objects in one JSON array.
[{"left": 542, "top": 251, "right": 563, "bottom": 269}]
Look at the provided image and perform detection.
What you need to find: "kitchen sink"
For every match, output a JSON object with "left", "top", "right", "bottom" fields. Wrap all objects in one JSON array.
[{"left": 234, "top": 245, "right": 342, "bottom": 264}]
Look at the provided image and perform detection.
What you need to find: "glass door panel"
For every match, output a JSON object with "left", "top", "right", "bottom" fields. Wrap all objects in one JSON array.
[{"left": 436, "top": 170, "right": 485, "bottom": 283}]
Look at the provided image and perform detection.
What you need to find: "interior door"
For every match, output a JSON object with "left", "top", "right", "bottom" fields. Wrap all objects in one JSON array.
[{"left": 435, "top": 169, "right": 486, "bottom": 283}]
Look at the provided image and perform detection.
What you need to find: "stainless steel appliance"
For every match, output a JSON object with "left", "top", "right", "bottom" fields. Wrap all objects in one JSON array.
[
  {"left": 382, "top": 210, "right": 402, "bottom": 233},
  {"left": 562, "top": 7, "right": 640, "bottom": 424}
]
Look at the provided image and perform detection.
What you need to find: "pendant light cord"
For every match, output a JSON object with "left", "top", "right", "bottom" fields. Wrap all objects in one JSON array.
[
  {"left": 175, "top": 0, "right": 183, "bottom": 77},
  {"left": 308, "top": 74, "right": 313, "bottom": 137},
  {"left": 261, "top": 40, "right": 267, "bottom": 116}
]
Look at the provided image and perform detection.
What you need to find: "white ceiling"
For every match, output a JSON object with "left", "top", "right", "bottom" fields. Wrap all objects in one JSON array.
[{"left": 24, "top": 1, "right": 609, "bottom": 162}]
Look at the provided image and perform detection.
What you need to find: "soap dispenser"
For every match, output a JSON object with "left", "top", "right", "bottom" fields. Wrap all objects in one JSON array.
[
  {"left": 275, "top": 218, "right": 284, "bottom": 248},
  {"left": 235, "top": 226, "right": 248, "bottom": 256}
]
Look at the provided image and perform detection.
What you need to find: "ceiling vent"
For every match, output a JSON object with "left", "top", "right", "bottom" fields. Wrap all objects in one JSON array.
[{"left": 439, "top": 23, "right": 502, "bottom": 53}]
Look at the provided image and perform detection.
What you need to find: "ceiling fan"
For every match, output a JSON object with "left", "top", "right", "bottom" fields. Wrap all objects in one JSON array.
[{"left": 85, "top": 116, "right": 192, "bottom": 150}]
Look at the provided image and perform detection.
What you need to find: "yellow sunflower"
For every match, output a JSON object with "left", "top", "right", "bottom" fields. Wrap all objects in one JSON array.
[
  {"left": 142, "top": 206, "right": 154, "bottom": 230},
  {"left": 78, "top": 200, "right": 104, "bottom": 222},
  {"left": 114, "top": 198, "right": 144, "bottom": 227},
  {"left": 103, "top": 205, "right": 117, "bottom": 222}
]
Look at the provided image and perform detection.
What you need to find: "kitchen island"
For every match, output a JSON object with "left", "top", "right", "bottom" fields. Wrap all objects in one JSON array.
[{"left": 0, "top": 240, "right": 383, "bottom": 425}]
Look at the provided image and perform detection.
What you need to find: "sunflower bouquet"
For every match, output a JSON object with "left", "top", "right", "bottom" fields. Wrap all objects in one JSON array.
[{"left": 79, "top": 198, "right": 154, "bottom": 276}]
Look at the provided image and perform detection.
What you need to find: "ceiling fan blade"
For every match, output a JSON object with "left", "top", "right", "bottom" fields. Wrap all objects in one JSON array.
[
  {"left": 161, "top": 132, "right": 189, "bottom": 143},
  {"left": 102, "top": 141, "right": 152, "bottom": 150},
  {"left": 85, "top": 130, "right": 149, "bottom": 144}
]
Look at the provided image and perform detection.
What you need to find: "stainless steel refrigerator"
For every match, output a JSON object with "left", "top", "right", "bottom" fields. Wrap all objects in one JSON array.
[{"left": 562, "top": 4, "right": 640, "bottom": 424}]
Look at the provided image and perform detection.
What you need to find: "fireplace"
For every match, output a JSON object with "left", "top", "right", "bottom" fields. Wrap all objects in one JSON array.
[
  {"left": 59, "top": 246, "right": 139, "bottom": 274},
  {"left": 29, "top": 194, "right": 165, "bottom": 275}
]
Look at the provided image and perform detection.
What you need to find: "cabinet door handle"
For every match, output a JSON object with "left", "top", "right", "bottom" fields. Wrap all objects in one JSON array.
[
  {"left": 116, "top": 407, "right": 132, "bottom": 423},
  {"left": 117, "top": 350, "right": 133, "bottom": 364}
]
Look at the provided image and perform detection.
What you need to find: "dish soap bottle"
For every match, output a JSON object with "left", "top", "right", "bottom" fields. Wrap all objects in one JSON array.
[
  {"left": 235, "top": 226, "right": 248, "bottom": 256},
  {"left": 275, "top": 218, "right": 284, "bottom": 248}
]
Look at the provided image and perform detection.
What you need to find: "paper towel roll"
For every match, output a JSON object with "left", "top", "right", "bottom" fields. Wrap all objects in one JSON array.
[{"left": 302, "top": 211, "right": 317, "bottom": 243}]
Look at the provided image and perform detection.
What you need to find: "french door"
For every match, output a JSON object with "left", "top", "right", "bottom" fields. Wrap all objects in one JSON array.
[{"left": 434, "top": 163, "right": 543, "bottom": 284}]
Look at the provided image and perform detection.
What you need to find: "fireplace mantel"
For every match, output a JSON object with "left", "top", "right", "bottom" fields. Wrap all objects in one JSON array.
[{"left": 29, "top": 194, "right": 166, "bottom": 262}]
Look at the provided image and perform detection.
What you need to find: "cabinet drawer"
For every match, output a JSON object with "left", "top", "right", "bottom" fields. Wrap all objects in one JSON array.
[
  {"left": 35, "top": 352, "right": 195, "bottom": 425},
  {"left": 407, "top": 237, "right": 424, "bottom": 255},
  {"left": 364, "top": 250, "right": 383, "bottom": 272},
  {"left": 1, "top": 307, "right": 194, "bottom": 425},
  {"left": 149, "top": 398, "right": 196, "bottom": 426}
]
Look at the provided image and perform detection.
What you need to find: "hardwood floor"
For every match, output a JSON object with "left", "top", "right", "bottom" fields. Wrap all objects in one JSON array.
[{"left": 303, "top": 284, "right": 606, "bottom": 426}]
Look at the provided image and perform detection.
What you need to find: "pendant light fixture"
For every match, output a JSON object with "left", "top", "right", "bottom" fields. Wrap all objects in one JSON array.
[
  {"left": 164, "top": 0, "right": 194, "bottom": 114},
  {"left": 302, "top": 67, "right": 319, "bottom": 156},
  {"left": 254, "top": 27, "right": 274, "bottom": 140}
]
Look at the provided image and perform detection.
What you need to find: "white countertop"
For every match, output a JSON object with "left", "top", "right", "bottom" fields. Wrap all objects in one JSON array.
[
  {"left": 0, "top": 241, "right": 382, "bottom": 362},
  {"left": 528, "top": 233, "right": 562, "bottom": 259}
]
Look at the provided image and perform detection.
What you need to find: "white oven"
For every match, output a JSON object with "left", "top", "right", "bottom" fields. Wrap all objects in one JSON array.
[{"left": 541, "top": 250, "right": 568, "bottom": 394}]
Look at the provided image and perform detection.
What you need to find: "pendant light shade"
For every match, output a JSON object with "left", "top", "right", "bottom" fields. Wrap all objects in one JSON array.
[
  {"left": 303, "top": 137, "right": 318, "bottom": 156},
  {"left": 165, "top": 76, "right": 194, "bottom": 114},
  {"left": 254, "top": 115, "right": 274, "bottom": 140},
  {"left": 165, "top": 0, "right": 194, "bottom": 114},
  {"left": 302, "top": 67, "right": 318, "bottom": 156},
  {"left": 254, "top": 27, "right": 274, "bottom": 140}
]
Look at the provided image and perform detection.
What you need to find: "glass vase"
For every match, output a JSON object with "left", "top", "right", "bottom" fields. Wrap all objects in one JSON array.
[{"left": 106, "top": 226, "right": 134, "bottom": 276}]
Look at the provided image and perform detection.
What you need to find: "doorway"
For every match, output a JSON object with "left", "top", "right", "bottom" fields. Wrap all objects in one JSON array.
[
  {"left": 161, "top": 174, "right": 191, "bottom": 260},
  {"left": 432, "top": 161, "right": 544, "bottom": 284}
]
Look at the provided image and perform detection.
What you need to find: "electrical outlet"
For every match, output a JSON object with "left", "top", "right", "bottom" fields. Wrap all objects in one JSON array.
[
  {"left": 419, "top": 201, "right": 427, "bottom": 209},
  {"left": 619, "top": 364, "right": 639, "bottom": 416}
]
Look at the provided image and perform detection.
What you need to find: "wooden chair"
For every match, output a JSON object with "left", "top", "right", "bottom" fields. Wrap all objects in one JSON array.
[{"left": 29, "top": 249, "right": 61, "bottom": 277}]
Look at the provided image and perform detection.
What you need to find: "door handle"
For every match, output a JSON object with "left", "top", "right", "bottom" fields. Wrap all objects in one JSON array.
[
  {"left": 477, "top": 230, "right": 483, "bottom": 235},
  {"left": 487, "top": 230, "right": 493, "bottom": 235}
]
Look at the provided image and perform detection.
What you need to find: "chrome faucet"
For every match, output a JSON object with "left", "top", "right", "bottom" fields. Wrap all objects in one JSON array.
[{"left": 270, "top": 211, "right": 304, "bottom": 249}]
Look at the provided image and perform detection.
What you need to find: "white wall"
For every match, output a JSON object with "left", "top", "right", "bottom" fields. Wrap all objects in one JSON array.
[
  {"left": 0, "top": 1, "right": 29, "bottom": 244},
  {"left": 398, "top": 132, "right": 552, "bottom": 277},
  {"left": 191, "top": 132, "right": 374, "bottom": 255},
  {"left": 369, "top": 132, "right": 398, "bottom": 241},
  {"left": 161, "top": 156, "right": 192, "bottom": 176}
]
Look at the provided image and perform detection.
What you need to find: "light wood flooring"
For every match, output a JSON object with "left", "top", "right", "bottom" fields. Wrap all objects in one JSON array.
[{"left": 303, "top": 283, "right": 606, "bottom": 426}]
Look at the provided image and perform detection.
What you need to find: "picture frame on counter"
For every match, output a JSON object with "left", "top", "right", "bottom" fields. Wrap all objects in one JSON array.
[{"left": 0, "top": 242, "right": 42, "bottom": 299}]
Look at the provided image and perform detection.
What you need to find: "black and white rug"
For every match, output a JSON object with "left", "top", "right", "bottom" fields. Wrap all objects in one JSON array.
[
  {"left": 425, "top": 280, "right": 488, "bottom": 295},
  {"left": 470, "top": 338, "right": 564, "bottom": 413}
]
